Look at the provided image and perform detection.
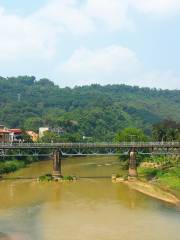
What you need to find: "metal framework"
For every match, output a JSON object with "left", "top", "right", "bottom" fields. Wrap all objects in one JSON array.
[
  {"left": 0, "top": 142, "right": 180, "bottom": 157},
  {"left": 1, "top": 142, "right": 180, "bottom": 178}
]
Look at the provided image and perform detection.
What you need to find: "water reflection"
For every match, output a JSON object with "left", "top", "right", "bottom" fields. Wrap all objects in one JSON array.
[
  {"left": 0, "top": 157, "right": 180, "bottom": 240},
  {"left": 0, "top": 232, "right": 30, "bottom": 240}
]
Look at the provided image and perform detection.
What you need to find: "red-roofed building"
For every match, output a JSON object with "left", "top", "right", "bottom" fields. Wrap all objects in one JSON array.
[
  {"left": 9, "top": 129, "right": 23, "bottom": 142},
  {"left": 0, "top": 127, "right": 24, "bottom": 143},
  {"left": 0, "top": 129, "right": 13, "bottom": 142}
]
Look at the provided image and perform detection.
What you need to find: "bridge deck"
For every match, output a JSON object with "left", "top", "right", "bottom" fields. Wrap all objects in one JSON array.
[{"left": 0, "top": 142, "right": 180, "bottom": 149}]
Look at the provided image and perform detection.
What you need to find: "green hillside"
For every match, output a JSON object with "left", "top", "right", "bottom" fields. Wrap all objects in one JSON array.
[{"left": 0, "top": 76, "right": 180, "bottom": 141}]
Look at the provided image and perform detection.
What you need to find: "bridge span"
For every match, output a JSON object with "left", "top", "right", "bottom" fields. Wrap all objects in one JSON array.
[{"left": 0, "top": 142, "right": 180, "bottom": 178}]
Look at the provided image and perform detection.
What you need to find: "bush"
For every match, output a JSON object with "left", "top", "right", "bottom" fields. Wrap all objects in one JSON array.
[
  {"left": 119, "top": 160, "right": 129, "bottom": 170},
  {"left": 138, "top": 167, "right": 161, "bottom": 180},
  {"left": 62, "top": 176, "right": 74, "bottom": 181},
  {"left": 38, "top": 174, "right": 53, "bottom": 182},
  {"left": 116, "top": 173, "right": 123, "bottom": 178},
  {"left": 0, "top": 160, "right": 26, "bottom": 174}
]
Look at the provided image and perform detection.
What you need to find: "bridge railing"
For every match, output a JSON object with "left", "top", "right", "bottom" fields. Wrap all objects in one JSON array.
[{"left": 0, "top": 142, "right": 180, "bottom": 148}]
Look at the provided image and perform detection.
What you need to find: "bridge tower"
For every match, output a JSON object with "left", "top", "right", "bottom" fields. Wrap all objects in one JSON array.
[
  {"left": 52, "top": 149, "right": 62, "bottom": 178},
  {"left": 128, "top": 147, "right": 138, "bottom": 178}
]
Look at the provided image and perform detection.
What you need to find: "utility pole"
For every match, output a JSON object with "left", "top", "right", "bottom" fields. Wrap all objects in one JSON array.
[{"left": 17, "top": 93, "right": 21, "bottom": 102}]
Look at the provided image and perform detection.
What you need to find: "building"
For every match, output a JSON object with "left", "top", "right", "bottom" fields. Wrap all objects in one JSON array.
[
  {"left": 51, "top": 127, "right": 65, "bottom": 135},
  {"left": 0, "top": 125, "right": 24, "bottom": 143},
  {"left": 9, "top": 129, "right": 23, "bottom": 142},
  {"left": 26, "top": 131, "right": 38, "bottom": 142},
  {"left": 0, "top": 129, "right": 13, "bottom": 142},
  {"left": 0, "top": 125, "right": 13, "bottom": 142},
  {"left": 39, "top": 127, "right": 49, "bottom": 138}
]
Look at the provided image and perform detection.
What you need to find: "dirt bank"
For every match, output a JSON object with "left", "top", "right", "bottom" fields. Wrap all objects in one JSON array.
[
  {"left": 124, "top": 180, "right": 180, "bottom": 205},
  {"left": 113, "top": 176, "right": 180, "bottom": 205}
]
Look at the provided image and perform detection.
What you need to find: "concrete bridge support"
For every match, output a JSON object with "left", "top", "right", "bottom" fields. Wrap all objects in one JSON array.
[
  {"left": 128, "top": 148, "right": 138, "bottom": 178},
  {"left": 52, "top": 149, "right": 62, "bottom": 178}
]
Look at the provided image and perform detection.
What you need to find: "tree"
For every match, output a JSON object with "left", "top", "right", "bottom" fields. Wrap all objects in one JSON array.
[
  {"left": 115, "top": 127, "right": 147, "bottom": 142},
  {"left": 1, "top": 76, "right": 180, "bottom": 142},
  {"left": 152, "top": 120, "right": 180, "bottom": 141},
  {"left": 23, "top": 117, "right": 43, "bottom": 132},
  {"left": 40, "top": 131, "right": 61, "bottom": 143}
]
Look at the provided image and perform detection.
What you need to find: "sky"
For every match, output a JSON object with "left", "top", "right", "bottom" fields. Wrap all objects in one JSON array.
[{"left": 0, "top": 0, "right": 180, "bottom": 89}]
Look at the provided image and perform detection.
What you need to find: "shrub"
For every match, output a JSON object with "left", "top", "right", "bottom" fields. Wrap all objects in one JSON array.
[
  {"left": 138, "top": 167, "right": 161, "bottom": 180},
  {"left": 62, "top": 176, "right": 74, "bottom": 181},
  {"left": 39, "top": 174, "right": 53, "bottom": 182},
  {"left": 0, "top": 160, "right": 26, "bottom": 174}
]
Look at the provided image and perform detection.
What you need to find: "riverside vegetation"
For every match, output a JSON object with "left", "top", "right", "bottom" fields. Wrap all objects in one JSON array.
[
  {"left": 115, "top": 126, "right": 180, "bottom": 196},
  {"left": 38, "top": 174, "right": 74, "bottom": 182},
  {"left": 0, "top": 156, "right": 39, "bottom": 175}
]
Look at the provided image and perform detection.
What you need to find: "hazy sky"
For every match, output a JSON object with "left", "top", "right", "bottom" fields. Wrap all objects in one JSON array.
[{"left": 0, "top": 0, "right": 180, "bottom": 89}]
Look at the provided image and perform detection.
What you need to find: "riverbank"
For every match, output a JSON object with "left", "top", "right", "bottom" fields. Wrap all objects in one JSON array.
[
  {"left": 0, "top": 157, "right": 41, "bottom": 176},
  {"left": 0, "top": 160, "right": 26, "bottom": 175},
  {"left": 113, "top": 158, "right": 180, "bottom": 205},
  {"left": 138, "top": 164, "right": 180, "bottom": 197},
  {"left": 124, "top": 180, "right": 180, "bottom": 205},
  {"left": 112, "top": 175, "right": 180, "bottom": 205}
]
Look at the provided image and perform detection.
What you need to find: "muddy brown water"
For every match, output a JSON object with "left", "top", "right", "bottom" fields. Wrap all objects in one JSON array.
[{"left": 0, "top": 157, "right": 180, "bottom": 240}]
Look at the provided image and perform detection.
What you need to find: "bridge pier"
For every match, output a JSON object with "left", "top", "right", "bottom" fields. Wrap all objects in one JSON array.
[
  {"left": 128, "top": 148, "right": 138, "bottom": 178},
  {"left": 52, "top": 149, "right": 62, "bottom": 179}
]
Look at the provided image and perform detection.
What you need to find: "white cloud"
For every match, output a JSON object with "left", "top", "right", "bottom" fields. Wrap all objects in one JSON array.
[
  {"left": 0, "top": 0, "right": 180, "bottom": 89},
  {"left": 58, "top": 45, "right": 180, "bottom": 89},
  {"left": 1, "top": 0, "right": 180, "bottom": 63},
  {"left": 60, "top": 45, "right": 141, "bottom": 86},
  {"left": 131, "top": 0, "right": 180, "bottom": 16},
  {"left": 0, "top": 6, "right": 61, "bottom": 62},
  {"left": 85, "top": 0, "right": 132, "bottom": 31},
  {"left": 141, "top": 70, "right": 180, "bottom": 89},
  {"left": 35, "top": 0, "right": 95, "bottom": 35}
]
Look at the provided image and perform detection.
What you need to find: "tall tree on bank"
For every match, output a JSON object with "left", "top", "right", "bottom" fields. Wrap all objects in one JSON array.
[{"left": 152, "top": 120, "right": 180, "bottom": 141}]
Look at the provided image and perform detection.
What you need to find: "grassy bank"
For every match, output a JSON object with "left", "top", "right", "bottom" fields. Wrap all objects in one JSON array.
[
  {"left": 0, "top": 157, "right": 39, "bottom": 175},
  {"left": 138, "top": 156, "right": 180, "bottom": 197},
  {"left": 0, "top": 160, "right": 26, "bottom": 174}
]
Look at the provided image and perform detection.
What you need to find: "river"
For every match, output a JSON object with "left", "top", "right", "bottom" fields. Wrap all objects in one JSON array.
[{"left": 0, "top": 156, "right": 180, "bottom": 240}]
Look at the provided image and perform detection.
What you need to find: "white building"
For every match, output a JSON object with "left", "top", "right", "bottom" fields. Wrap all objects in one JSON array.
[{"left": 39, "top": 127, "right": 49, "bottom": 138}]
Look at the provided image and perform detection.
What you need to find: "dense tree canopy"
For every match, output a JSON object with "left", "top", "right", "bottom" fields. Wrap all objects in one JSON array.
[{"left": 0, "top": 76, "right": 180, "bottom": 141}]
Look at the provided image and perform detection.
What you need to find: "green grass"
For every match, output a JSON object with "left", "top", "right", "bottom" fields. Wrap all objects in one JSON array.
[
  {"left": 138, "top": 166, "right": 180, "bottom": 191},
  {"left": 0, "top": 160, "right": 26, "bottom": 174},
  {"left": 158, "top": 167, "right": 180, "bottom": 190},
  {"left": 38, "top": 174, "right": 53, "bottom": 182},
  {"left": 138, "top": 167, "right": 161, "bottom": 180},
  {"left": 0, "top": 156, "right": 42, "bottom": 175},
  {"left": 62, "top": 176, "right": 74, "bottom": 181}
]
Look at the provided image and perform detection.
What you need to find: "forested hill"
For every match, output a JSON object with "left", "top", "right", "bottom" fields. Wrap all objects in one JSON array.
[{"left": 0, "top": 76, "right": 180, "bottom": 141}]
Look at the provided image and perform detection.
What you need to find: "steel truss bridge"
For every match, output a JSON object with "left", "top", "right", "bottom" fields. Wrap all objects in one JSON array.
[
  {"left": 0, "top": 142, "right": 180, "bottom": 178},
  {"left": 0, "top": 142, "right": 180, "bottom": 156}
]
